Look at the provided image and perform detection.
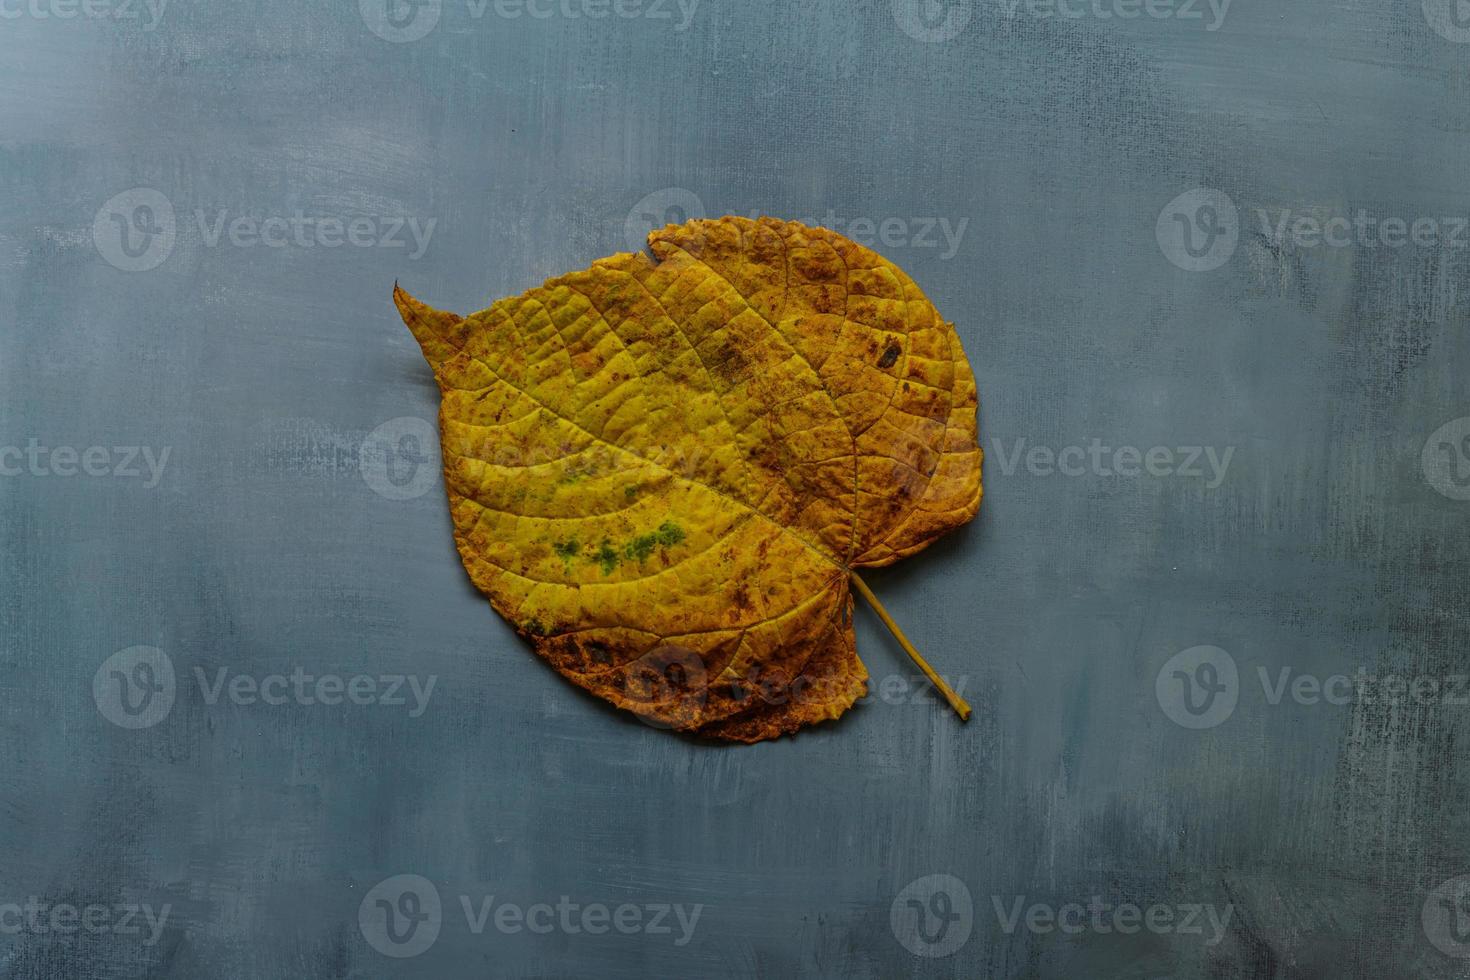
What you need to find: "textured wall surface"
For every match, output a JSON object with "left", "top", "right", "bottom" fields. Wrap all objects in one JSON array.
[{"left": 3, "top": 0, "right": 1470, "bottom": 976}]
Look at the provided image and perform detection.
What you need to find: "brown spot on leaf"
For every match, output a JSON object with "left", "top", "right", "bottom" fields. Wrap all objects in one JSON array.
[
  {"left": 711, "top": 340, "right": 747, "bottom": 382},
  {"left": 732, "top": 582, "right": 753, "bottom": 612}
]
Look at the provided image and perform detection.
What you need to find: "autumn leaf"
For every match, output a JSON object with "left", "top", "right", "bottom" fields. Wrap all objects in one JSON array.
[{"left": 393, "top": 215, "right": 982, "bottom": 742}]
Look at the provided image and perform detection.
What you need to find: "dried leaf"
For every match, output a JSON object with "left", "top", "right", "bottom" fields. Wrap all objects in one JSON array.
[{"left": 394, "top": 216, "right": 981, "bottom": 742}]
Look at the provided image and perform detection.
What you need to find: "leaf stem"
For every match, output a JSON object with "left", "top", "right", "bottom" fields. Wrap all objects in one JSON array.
[{"left": 848, "top": 571, "right": 971, "bottom": 722}]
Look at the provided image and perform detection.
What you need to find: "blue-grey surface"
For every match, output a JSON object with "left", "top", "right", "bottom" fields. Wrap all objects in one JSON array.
[{"left": 4, "top": 0, "right": 1470, "bottom": 977}]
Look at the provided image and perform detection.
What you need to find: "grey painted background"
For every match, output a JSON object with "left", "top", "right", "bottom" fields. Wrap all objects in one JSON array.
[{"left": 3, "top": 0, "right": 1470, "bottom": 976}]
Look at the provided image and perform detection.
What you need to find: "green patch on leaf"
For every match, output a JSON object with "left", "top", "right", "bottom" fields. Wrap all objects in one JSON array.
[
  {"left": 593, "top": 539, "right": 621, "bottom": 575},
  {"left": 623, "top": 532, "right": 659, "bottom": 563},
  {"left": 655, "top": 520, "right": 685, "bottom": 546},
  {"left": 623, "top": 520, "right": 687, "bottom": 564},
  {"left": 552, "top": 538, "right": 581, "bottom": 573}
]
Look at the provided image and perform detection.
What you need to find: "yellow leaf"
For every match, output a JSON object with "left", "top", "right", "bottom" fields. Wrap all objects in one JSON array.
[{"left": 394, "top": 216, "right": 982, "bottom": 741}]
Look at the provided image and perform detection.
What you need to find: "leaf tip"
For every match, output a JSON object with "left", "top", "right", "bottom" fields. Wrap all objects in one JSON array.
[{"left": 391, "top": 282, "right": 463, "bottom": 372}]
